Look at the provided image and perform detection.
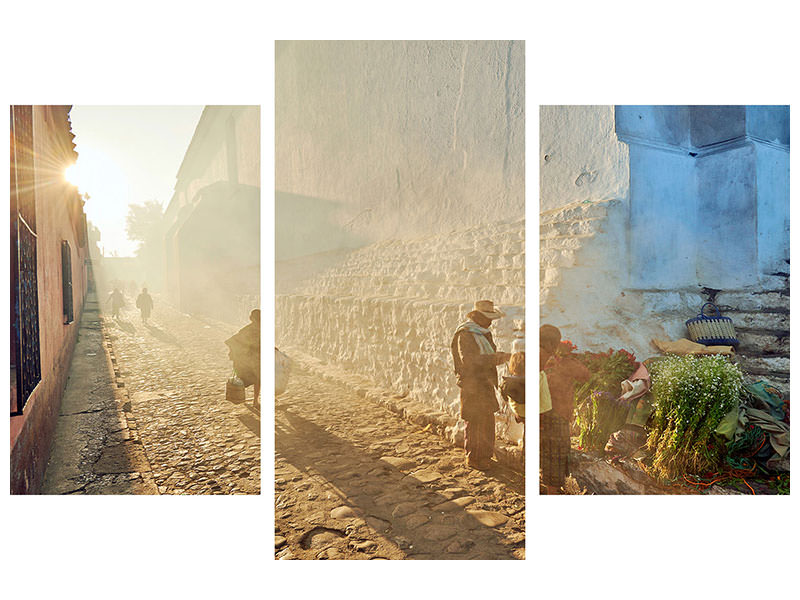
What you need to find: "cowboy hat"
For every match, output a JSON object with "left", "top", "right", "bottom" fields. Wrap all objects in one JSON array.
[{"left": 474, "top": 300, "right": 506, "bottom": 320}]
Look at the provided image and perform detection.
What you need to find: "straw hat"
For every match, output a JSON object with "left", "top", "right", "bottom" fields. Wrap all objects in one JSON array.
[{"left": 474, "top": 300, "right": 506, "bottom": 320}]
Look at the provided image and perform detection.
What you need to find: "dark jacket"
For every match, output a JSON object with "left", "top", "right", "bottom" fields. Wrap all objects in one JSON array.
[
  {"left": 451, "top": 325, "right": 500, "bottom": 421},
  {"left": 225, "top": 322, "right": 260, "bottom": 386}
]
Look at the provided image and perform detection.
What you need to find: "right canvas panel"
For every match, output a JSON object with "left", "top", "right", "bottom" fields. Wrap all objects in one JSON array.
[{"left": 539, "top": 105, "right": 789, "bottom": 495}]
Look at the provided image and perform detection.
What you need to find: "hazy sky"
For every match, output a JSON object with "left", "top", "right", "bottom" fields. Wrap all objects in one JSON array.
[{"left": 67, "top": 106, "right": 204, "bottom": 257}]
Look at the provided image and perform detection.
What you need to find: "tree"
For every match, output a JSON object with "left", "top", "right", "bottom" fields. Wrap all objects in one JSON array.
[
  {"left": 125, "top": 200, "right": 164, "bottom": 249},
  {"left": 125, "top": 200, "right": 165, "bottom": 289}
]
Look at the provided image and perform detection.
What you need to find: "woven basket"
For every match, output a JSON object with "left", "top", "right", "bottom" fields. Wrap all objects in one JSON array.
[
  {"left": 686, "top": 303, "right": 738, "bottom": 346},
  {"left": 226, "top": 376, "right": 246, "bottom": 403}
]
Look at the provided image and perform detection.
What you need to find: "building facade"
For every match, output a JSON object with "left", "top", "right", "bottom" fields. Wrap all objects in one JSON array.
[
  {"left": 162, "top": 106, "right": 260, "bottom": 325},
  {"left": 10, "top": 105, "right": 90, "bottom": 494},
  {"left": 540, "top": 105, "right": 789, "bottom": 392}
]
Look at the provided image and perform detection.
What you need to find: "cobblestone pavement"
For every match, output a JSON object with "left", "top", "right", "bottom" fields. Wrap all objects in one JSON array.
[
  {"left": 275, "top": 370, "right": 525, "bottom": 560},
  {"left": 105, "top": 295, "right": 260, "bottom": 495}
]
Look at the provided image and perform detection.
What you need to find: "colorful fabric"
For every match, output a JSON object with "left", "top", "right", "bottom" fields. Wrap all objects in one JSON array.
[
  {"left": 745, "top": 381, "right": 787, "bottom": 422},
  {"left": 465, "top": 412, "right": 495, "bottom": 466},
  {"left": 540, "top": 411, "right": 570, "bottom": 487}
]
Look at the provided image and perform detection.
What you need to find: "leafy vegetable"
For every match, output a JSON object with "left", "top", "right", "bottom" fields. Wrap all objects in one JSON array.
[{"left": 646, "top": 355, "right": 743, "bottom": 480}]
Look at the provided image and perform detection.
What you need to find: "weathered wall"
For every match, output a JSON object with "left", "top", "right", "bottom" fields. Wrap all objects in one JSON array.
[
  {"left": 277, "top": 220, "right": 525, "bottom": 445},
  {"left": 167, "top": 106, "right": 260, "bottom": 220},
  {"left": 276, "top": 42, "right": 525, "bottom": 448},
  {"left": 276, "top": 40, "right": 524, "bottom": 260},
  {"left": 540, "top": 105, "right": 789, "bottom": 393},
  {"left": 11, "top": 106, "right": 89, "bottom": 494},
  {"left": 539, "top": 105, "right": 629, "bottom": 213},
  {"left": 164, "top": 107, "right": 261, "bottom": 322}
]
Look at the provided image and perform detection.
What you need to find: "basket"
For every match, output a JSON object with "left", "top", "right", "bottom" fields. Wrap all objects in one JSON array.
[
  {"left": 686, "top": 303, "right": 738, "bottom": 346},
  {"left": 226, "top": 376, "right": 246, "bottom": 403}
]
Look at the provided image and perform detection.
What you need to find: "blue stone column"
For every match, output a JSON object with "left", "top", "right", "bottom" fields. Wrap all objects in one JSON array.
[{"left": 615, "top": 105, "right": 789, "bottom": 291}]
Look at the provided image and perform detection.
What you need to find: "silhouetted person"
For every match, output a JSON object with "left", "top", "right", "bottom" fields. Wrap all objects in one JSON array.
[
  {"left": 136, "top": 288, "right": 154, "bottom": 324},
  {"left": 539, "top": 324, "right": 590, "bottom": 494},
  {"left": 225, "top": 309, "right": 261, "bottom": 411},
  {"left": 107, "top": 288, "right": 125, "bottom": 319},
  {"left": 450, "top": 300, "right": 511, "bottom": 470}
]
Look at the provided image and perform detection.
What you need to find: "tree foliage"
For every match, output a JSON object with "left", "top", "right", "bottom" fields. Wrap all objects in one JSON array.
[{"left": 125, "top": 200, "right": 164, "bottom": 246}]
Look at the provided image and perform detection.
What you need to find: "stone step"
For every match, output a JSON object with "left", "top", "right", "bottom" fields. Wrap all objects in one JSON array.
[
  {"left": 539, "top": 234, "right": 595, "bottom": 251},
  {"left": 736, "top": 329, "right": 790, "bottom": 355},
  {"left": 540, "top": 200, "right": 611, "bottom": 225},
  {"left": 733, "top": 355, "right": 790, "bottom": 376},
  {"left": 727, "top": 312, "right": 789, "bottom": 331},
  {"left": 540, "top": 218, "right": 606, "bottom": 239},
  {"left": 714, "top": 291, "right": 789, "bottom": 312}
]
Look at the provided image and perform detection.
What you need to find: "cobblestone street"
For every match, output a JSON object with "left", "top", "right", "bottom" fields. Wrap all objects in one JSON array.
[
  {"left": 105, "top": 296, "right": 261, "bottom": 495},
  {"left": 275, "top": 366, "right": 525, "bottom": 560},
  {"left": 43, "top": 292, "right": 261, "bottom": 495}
]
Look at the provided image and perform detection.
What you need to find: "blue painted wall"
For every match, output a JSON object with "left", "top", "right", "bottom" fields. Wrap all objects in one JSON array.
[{"left": 616, "top": 105, "right": 789, "bottom": 290}]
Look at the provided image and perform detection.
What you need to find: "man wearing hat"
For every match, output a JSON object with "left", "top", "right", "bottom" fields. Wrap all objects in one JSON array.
[{"left": 451, "top": 300, "right": 511, "bottom": 470}]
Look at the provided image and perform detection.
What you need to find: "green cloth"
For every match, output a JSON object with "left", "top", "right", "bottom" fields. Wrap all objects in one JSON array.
[
  {"left": 626, "top": 395, "right": 653, "bottom": 428},
  {"left": 715, "top": 405, "right": 740, "bottom": 440},
  {"left": 745, "top": 381, "right": 786, "bottom": 421}
]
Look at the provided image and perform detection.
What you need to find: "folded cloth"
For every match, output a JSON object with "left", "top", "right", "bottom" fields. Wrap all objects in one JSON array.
[
  {"left": 619, "top": 362, "right": 651, "bottom": 402},
  {"left": 734, "top": 406, "right": 790, "bottom": 472},
  {"left": 652, "top": 338, "right": 735, "bottom": 356},
  {"left": 740, "top": 407, "right": 789, "bottom": 458},
  {"left": 745, "top": 381, "right": 786, "bottom": 422}
]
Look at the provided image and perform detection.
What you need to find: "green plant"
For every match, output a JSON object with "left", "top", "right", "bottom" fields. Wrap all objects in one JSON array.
[
  {"left": 647, "top": 355, "right": 743, "bottom": 480},
  {"left": 573, "top": 349, "right": 637, "bottom": 451}
]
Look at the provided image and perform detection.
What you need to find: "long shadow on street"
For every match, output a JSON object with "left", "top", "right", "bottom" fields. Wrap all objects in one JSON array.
[
  {"left": 276, "top": 408, "right": 521, "bottom": 559},
  {"left": 145, "top": 323, "right": 183, "bottom": 347}
]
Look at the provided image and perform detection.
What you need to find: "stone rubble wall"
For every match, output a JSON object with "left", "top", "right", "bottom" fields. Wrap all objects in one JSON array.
[
  {"left": 277, "top": 219, "right": 525, "bottom": 447},
  {"left": 540, "top": 199, "right": 790, "bottom": 397}
]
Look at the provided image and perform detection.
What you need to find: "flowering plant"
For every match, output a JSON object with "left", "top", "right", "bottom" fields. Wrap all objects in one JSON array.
[{"left": 646, "top": 354, "right": 744, "bottom": 480}]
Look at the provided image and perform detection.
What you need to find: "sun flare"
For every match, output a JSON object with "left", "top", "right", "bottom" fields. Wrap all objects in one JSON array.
[{"left": 64, "top": 164, "right": 79, "bottom": 187}]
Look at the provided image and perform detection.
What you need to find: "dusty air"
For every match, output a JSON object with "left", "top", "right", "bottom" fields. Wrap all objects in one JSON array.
[{"left": 10, "top": 105, "right": 261, "bottom": 496}]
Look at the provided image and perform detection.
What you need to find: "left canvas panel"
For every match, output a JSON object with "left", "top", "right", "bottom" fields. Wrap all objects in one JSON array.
[{"left": 9, "top": 105, "right": 261, "bottom": 495}]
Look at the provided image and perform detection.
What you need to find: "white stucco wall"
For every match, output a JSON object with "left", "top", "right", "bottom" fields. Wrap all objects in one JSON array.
[
  {"left": 540, "top": 105, "right": 789, "bottom": 392},
  {"left": 276, "top": 41, "right": 526, "bottom": 449},
  {"left": 277, "top": 219, "right": 525, "bottom": 446},
  {"left": 539, "top": 105, "right": 629, "bottom": 213},
  {"left": 276, "top": 40, "right": 524, "bottom": 256}
]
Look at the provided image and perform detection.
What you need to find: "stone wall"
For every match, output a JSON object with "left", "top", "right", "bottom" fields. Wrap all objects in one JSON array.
[
  {"left": 277, "top": 219, "right": 525, "bottom": 446},
  {"left": 276, "top": 41, "right": 524, "bottom": 259},
  {"left": 276, "top": 41, "right": 526, "bottom": 450},
  {"left": 540, "top": 105, "right": 790, "bottom": 396}
]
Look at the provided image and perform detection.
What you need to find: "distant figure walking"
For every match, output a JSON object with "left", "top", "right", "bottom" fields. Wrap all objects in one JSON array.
[
  {"left": 136, "top": 288, "right": 154, "bottom": 324},
  {"left": 107, "top": 288, "right": 125, "bottom": 319},
  {"left": 225, "top": 309, "right": 261, "bottom": 410}
]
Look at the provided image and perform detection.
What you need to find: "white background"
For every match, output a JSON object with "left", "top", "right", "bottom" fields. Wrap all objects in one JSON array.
[{"left": 2, "top": 1, "right": 797, "bottom": 598}]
